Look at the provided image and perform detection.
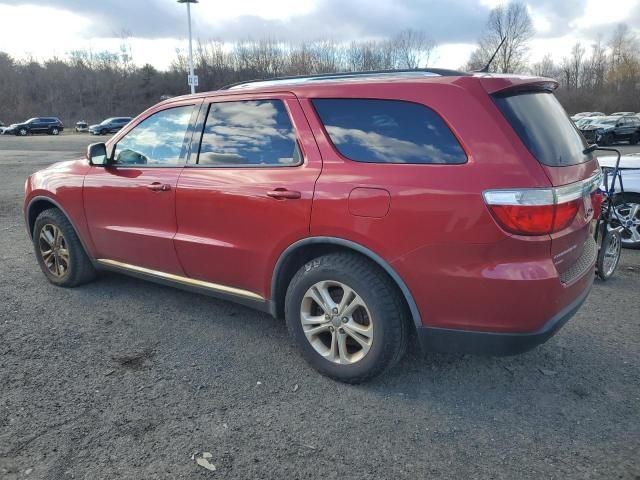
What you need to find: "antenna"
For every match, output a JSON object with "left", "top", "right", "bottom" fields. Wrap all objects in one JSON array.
[{"left": 477, "top": 36, "right": 507, "bottom": 73}]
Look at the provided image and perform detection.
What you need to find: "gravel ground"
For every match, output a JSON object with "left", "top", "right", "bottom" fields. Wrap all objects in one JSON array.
[{"left": 1, "top": 134, "right": 639, "bottom": 479}]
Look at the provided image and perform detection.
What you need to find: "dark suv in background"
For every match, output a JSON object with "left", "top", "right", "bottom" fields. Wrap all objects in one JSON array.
[
  {"left": 89, "top": 117, "right": 132, "bottom": 135},
  {"left": 4, "top": 117, "right": 64, "bottom": 136},
  {"left": 579, "top": 115, "right": 640, "bottom": 145}
]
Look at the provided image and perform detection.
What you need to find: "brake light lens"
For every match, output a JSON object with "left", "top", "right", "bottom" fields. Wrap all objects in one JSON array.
[
  {"left": 483, "top": 173, "right": 600, "bottom": 236},
  {"left": 553, "top": 200, "right": 580, "bottom": 231},
  {"left": 591, "top": 190, "right": 604, "bottom": 219},
  {"left": 488, "top": 204, "right": 554, "bottom": 235}
]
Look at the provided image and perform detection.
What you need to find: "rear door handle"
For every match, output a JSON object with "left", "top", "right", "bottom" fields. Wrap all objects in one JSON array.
[
  {"left": 266, "top": 189, "right": 301, "bottom": 200},
  {"left": 145, "top": 182, "right": 171, "bottom": 192}
]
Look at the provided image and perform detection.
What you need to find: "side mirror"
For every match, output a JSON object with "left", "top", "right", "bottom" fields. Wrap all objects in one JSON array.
[{"left": 87, "top": 142, "right": 108, "bottom": 166}]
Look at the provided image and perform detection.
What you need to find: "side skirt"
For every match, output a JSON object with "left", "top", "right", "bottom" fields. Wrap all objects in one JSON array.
[{"left": 95, "top": 259, "right": 274, "bottom": 314}]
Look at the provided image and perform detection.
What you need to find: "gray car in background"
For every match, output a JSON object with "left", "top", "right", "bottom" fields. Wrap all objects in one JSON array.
[{"left": 89, "top": 117, "right": 132, "bottom": 135}]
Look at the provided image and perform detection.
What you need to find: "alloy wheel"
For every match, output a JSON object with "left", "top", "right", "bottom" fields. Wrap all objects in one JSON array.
[
  {"left": 610, "top": 202, "right": 640, "bottom": 246},
  {"left": 602, "top": 232, "right": 621, "bottom": 277},
  {"left": 300, "top": 280, "right": 373, "bottom": 365},
  {"left": 38, "top": 224, "right": 70, "bottom": 277}
]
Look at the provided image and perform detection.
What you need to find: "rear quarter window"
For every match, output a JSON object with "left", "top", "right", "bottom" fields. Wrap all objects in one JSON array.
[
  {"left": 493, "top": 91, "right": 591, "bottom": 167},
  {"left": 311, "top": 99, "right": 467, "bottom": 164}
]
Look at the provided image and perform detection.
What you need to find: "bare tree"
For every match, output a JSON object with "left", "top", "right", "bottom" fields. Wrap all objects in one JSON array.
[
  {"left": 467, "top": 1, "right": 534, "bottom": 73},
  {"left": 531, "top": 54, "right": 556, "bottom": 78},
  {"left": 560, "top": 42, "right": 585, "bottom": 90},
  {"left": 587, "top": 37, "right": 608, "bottom": 91},
  {"left": 2, "top": 24, "right": 639, "bottom": 126},
  {"left": 608, "top": 23, "right": 640, "bottom": 91},
  {"left": 390, "top": 29, "right": 436, "bottom": 69}
]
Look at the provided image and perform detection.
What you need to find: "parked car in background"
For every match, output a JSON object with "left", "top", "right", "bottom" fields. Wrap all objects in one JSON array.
[
  {"left": 579, "top": 115, "right": 640, "bottom": 145},
  {"left": 24, "top": 70, "right": 599, "bottom": 383},
  {"left": 571, "top": 112, "right": 591, "bottom": 121},
  {"left": 598, "top": 154, "right": 640, "bottom": 249},
  {"left": 89, "top": 117, "right": 132, "bottom": 135},
  {"left": 610, "top": 112, "right": 636, "bottom": 117},
  {"left": 575, "top": 116, "right": 605, "bottom": 128},
  {"left": 75, "top": 121, "right": 89, "bottom": 133},
  {"left": 3, "top": 117, "right": 64, "bottom": 136},
  {"left": 571, "top": 112, "right": 604, "bottom": 121}
]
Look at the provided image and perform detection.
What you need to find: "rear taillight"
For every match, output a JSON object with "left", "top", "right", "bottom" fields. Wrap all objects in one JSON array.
[
  {"left": 483, "top": 173, "right": 600, "bottom": 236},
  {"left": 591, "top": 190, "right": 604, "bottom": 219}
]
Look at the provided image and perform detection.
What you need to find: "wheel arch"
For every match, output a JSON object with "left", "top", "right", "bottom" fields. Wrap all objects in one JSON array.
[
  {"left": 270, "top": 237, "right": 422, "bottom": 328},
  {"left": 26, "top": 196, "right": 92, "bottom": 256}
]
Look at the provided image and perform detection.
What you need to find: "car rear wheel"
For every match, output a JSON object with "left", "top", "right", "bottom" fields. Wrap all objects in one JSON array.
[
  {"left": 611, "top": 193, "right": 640, "bottom": 249},
  {"left": 630, "top": 133, "right": 639, "bottom": 145},
  {"left": 597, "top": 229, "right": 621, "bottom": 280},
  {"left": 285, "top": 253, "right": 408, "bottom": 383},
  {"left": 33, "top": 208, "right": 96, "bottom": 287}
]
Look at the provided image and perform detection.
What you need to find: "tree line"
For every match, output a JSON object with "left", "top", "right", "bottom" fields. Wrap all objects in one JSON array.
[
  {"left": 0, "top": 30, "right": 435, "bottom": 126},
  {"left": 0, "top": 2, "right": 638, "bottom": 126}
]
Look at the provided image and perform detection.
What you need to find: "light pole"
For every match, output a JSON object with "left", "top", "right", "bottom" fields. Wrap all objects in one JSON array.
[{"left": 178, "top": 0, "right": 198, "bottom": 94}]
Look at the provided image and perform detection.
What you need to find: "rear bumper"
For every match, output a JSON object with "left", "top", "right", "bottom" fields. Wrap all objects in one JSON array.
[{"left": 416, "top": 276, "right": 593, "bottom": 356}]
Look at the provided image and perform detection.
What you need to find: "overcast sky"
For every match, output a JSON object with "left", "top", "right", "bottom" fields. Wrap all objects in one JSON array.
[{"left": 0, "top": 0, "right": 638, "bottom": 70}]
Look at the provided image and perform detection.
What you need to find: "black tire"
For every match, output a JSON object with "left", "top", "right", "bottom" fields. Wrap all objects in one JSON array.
[
  {"left": 630, "top": 133, "right": 639, "bottom": 145},
  {"left": 50, "top": 127, "right": 60, "bottom": 135},
  {"left": 596, "top": 230, "right": 621, "bottom": 280},
  {"left": 601, "top": 133, "right": 614, "bottom": 146},
  {"left": 285, "top": 253, "right": 408, "bottom": 383},
  {"left": 33, "top": 208, "right": 96, "bottom": 287},
  {"left": 100, "top": 128, "right": 108, "bottom": 135},
  {"left": 17, "top": 127, "right": 28, "bottom": 136}
]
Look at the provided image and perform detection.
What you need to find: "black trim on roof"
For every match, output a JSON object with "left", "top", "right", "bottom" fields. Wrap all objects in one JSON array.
[{"left": 219, "top": 68, "right": 471, "bottom": 90}]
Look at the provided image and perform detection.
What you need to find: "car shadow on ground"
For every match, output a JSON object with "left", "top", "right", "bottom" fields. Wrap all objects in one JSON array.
[{"left": 86, "top": 270, "right": 630, "bottom": 405}]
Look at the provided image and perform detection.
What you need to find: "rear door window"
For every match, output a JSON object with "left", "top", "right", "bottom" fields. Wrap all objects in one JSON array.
[
  {"left": 493, "top": 91, "right": 590, "bottom": 167},
  {"left": 197, "top": 100, "right": 300, "bottom": 167},
  {"left": 311, "top": 99, "right": 466, "bottom": 164}
]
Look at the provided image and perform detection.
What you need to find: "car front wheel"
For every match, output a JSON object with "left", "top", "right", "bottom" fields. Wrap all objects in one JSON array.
[
  {"left": 285, "top": 253, "right": 408, "bottom": 383},
  {"left": 601, "top": 133, "right": 614, "bottom": 146},
  {"left": 50, "top": 127, "right": 60, "bottom": 135},
  {"left": 18, "top": 128, "right": 28, "bottom": 136},
  {"left": 33, "top": 208, "right": 96, "bottom": 287},
  {"left": 611, "top": 193, "right": 640, "bottom": 249}
]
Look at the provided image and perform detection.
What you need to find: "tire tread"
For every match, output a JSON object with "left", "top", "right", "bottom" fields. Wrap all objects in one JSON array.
[
  {"left": 33, "top": 208, "right": 96, "bottom": 287},
  {"left": 285, "top": 252, "right": 408, "bottom": 384}
]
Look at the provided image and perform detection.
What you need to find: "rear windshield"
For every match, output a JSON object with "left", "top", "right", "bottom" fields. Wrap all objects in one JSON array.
[{"left": 493, "top": 91, "right": 590, "bottom": 167}]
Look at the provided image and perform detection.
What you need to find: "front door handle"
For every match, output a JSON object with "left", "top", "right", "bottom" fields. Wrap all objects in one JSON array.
[
  {"left": 145, "top": 182, "right": 171, "bottom": 192},
  {"left": 266, "top": 188, "right": 301, "bottom": 200}
]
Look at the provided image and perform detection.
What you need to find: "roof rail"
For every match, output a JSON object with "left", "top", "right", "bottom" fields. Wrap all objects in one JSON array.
[{"left": 219, "top": 68, "right": 470, "bottom": 90}]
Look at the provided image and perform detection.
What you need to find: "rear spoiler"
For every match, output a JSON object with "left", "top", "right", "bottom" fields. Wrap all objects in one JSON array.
[{"left": 473, "top": 74, "right": 559, "bottom": 95}]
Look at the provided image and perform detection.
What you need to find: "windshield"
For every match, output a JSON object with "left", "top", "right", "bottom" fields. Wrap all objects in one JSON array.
[
  {"left": 100, "top": 118, "right": 114, "bottom": 125},
  {"left": 599, "top": 119, "right": 618, "bottom": 125},
  {"left": 493, "top": 91, "right": 590, "bottom": 167}
]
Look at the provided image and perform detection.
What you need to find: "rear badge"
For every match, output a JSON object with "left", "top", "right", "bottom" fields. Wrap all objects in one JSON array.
[{"left": 553, "top": 244, "right": 578, "bottom": 265}]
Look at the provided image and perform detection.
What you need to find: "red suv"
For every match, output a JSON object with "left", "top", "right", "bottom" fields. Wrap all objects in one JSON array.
[{"left": 24, "top": 70, "right": 600, "bottom": 383}]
